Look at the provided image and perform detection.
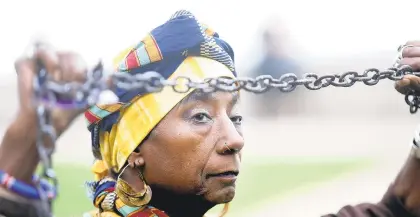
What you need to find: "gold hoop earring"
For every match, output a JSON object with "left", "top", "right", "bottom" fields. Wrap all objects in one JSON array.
[
  {"left": 115, "top": 164, "right": 152, "bottom": 207},
  {"left": 204, "top": 203, "right": 230, "bottom": 217},
  {"left": 219, "top": 203, "right": 229, "bottom": 217}
]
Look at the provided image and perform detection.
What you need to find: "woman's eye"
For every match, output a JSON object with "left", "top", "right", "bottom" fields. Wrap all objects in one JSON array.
[
  {"left": 230, "top": 116, "right": 243, "bottom": 125},
  {"left": 192, "top": 113, "right": 212, "bottom": 123}
]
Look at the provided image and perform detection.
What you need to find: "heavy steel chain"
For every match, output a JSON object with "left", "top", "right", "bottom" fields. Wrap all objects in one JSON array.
[
  {"left": 33, "top": 66, "right": 58, "bottom": 217},
  {"left": 39, "top": 64, "right": 419, "bottom": 108},
  {"left": 32, "top": 61, "right": 420, "bottom": 215}
]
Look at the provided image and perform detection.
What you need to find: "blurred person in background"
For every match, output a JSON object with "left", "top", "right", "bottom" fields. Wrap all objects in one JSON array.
[
  {"left": 4, "top": 10, "right": 420, "bottom": 217},
  {"left": 250, "top": 18, "right": 305, "bottom": 118}
]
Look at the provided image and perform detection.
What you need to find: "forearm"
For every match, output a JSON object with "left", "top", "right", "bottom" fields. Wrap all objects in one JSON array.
[
  {"left": 0, "top": 110, "right": 39, "bottom": 181},
  {"left": 0, "top": 106, "right": 79, "bottom": 149},
  {"left": 0, "top": 107, "right": 79, "bottom": 181},
  {"left": 384, "top": 152, "right": 420, "bottom": 216},
  {"left": 323, "top": 152, "right": 420, "bottom": 217}
]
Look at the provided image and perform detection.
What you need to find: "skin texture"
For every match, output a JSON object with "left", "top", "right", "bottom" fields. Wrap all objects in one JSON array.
[{"left": 122, "top": 90, "right": 244, "bottom": 216}]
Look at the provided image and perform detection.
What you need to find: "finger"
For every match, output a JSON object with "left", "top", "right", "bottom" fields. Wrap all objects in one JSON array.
[
  {"left": 33, "top": 43, "right": 60, "bottom": 78},
  {"left": 400, "top": 57, "right": 420, "bottom": 71},
  {"left": 402, "top": 47, "right": 420, "bottom": 58},
  {"left": 406, "top": 75, "right": 420, "bottom": 91},
  {"left": 395, "top": 75, "right": 420, "bottom": 94},
  {"left": 405, "top": 40, "right": 420, "bottom": 46},
  {"left": 57, "top": 52, "right": 87, "bottom": 83},
  {"left": 14, "top": 56, "right": 35, "bottom": 75},
  {"left": 397, "top": 41, "right": 420, "bottom": 59},
  {"left": 14, "top": 57, "right": 39, "bottom": 112},
  {"left": 395, "top": 77, "right": 411, "bottom": 95}
]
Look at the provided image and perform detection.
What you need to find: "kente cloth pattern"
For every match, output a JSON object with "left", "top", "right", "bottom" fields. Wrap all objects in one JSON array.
[{"left": 83, "top": 10, "right": 237, "bottom": 217}]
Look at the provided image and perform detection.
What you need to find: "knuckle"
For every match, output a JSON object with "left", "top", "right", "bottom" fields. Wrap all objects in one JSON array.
[
  {"left": 403, "top": 47, "right": 415, "bottom": 57},
  {"left": 394, "top": 82, "right": 403, "bottom": 91},
  {"left": 14, "top": 56, "right": 31, "bottom": 71},
  {"left": 14, "top": 57, "right": 26, "bottom": 67},
  {"left": 399, "top": 58, "right": 411, "bottom": 66},
  {"left": 399, "top": 58, "right": 420, "bottom": 69},
  {"left": 403, "top": 47, "right": 420, "bottom": 58}
]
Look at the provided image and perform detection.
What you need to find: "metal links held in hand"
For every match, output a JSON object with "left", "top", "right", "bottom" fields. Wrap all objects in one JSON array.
[{"left": 33, "top": 66, "right": 58, "bottom": 217}]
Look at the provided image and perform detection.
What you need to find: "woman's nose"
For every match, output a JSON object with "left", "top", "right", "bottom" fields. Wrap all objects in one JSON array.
[{"left": 216, "top": 117, "right": 244, "bottom": 155}]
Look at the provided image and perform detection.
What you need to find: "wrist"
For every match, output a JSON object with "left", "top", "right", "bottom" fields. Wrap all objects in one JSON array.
[
  {"left": 51, "top": 109, "right": 83, "bottom": 135},
  {"left": 392, "top": 125, "right": 420, "bottom": 212}
]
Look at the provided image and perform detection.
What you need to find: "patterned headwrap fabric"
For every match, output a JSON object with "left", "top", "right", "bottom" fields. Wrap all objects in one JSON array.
[{"left": 85, "top": 10, "right": 237, "bottom": 176}]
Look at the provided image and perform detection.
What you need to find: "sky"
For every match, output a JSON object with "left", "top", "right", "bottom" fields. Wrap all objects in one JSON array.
[{"left": 0, "top": 0, "right": 419, "bottom": 75}]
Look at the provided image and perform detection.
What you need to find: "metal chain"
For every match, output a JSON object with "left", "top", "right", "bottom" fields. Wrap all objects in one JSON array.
[
  {"left": 405, "top": 90, "right": 420, "bottom": 114},
  {"left": 33, "top": 65, "right": 58, "bottom": 217},
  {"left": 38, "top": 64, "right": 419, "bottom": 108},
  {"left": 32, "top": 62, "right": 420, "bottom": 216}
]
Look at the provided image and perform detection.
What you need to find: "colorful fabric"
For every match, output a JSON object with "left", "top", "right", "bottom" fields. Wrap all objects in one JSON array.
[
  {"left": 85, "top": 177, "right": 169, "bottom": 217},
  {"left": 85, "top": 9, "right": 237, "bottom": 174},
  {"left": 85, "top": 207, "right": 168, "bottom": 217},
  {"left": 83, "top": 9, "right": 237, "bottom": 217},
  {"left": 0, "top": 170, "right": 56, "bottom": 200}
]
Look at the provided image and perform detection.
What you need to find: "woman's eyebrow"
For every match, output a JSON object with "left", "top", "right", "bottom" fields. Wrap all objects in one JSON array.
[{"left": 180, "top": 91, "right": 240, "bottom": 106}]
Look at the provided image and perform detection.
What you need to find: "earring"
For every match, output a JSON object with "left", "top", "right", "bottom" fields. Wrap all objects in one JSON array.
[
  {"left": 219, "top": 203, "right": 230, "bottom": 217},
  {"left": 115, "top": 165, "right": 152, "bottom": 207}
]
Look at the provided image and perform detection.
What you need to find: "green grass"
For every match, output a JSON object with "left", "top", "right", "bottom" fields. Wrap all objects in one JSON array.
[
  {"left": 53, "top": 164, "right": 93, "bottom": 216},
  {"left": 216, "top": 159, "right": 370, "bottom": 216},
  {"left": 51, "top": 158, "right": 370, "bottom": 217}
]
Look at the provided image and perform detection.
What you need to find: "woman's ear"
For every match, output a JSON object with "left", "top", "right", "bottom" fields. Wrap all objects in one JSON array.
[{"left": 127, "top": 148, "right": 145, "bottom": 168}]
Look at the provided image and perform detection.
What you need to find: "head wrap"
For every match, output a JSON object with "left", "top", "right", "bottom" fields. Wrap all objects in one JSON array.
[{"left": 85, "top": 10, "right": 237, "bottom": 176}]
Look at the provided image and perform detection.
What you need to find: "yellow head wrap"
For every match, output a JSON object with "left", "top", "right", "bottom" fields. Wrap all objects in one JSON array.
[
  {"left": 91, "top": 56, "right": 235, "bottom": 179},
  {"left": 87, "top": 10, "right": 236, "bottom": 180}
]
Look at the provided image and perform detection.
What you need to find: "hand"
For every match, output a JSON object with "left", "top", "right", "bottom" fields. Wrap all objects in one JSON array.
[
  {"left": 395, "top": 41, "right": 420, "bottom": 95},
  {"left": 14, "top": 42, "right": 87, "bottom": 133}
]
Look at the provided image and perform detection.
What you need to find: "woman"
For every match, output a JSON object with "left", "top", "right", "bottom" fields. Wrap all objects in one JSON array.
[{"left": 2, "top": 9, "right": 420, "bottom": 217}]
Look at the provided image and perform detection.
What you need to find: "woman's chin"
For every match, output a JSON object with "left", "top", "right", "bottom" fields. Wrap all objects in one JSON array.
[{"left": 205, "top": 186, "right": 236, "bottom": 204}]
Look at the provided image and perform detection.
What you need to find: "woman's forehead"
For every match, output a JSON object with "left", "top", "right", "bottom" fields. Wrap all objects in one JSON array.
[{"left": 181, "top": 90, "right": 240, "bottom": 105}]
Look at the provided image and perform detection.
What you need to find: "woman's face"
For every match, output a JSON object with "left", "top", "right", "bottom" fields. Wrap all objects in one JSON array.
[{"left": 139, "top": 90, "right": 244, "bottom": 204}]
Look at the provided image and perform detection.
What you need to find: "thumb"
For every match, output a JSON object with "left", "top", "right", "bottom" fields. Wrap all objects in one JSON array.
[{"left": 34, "top": 42, "right": 61, "bottom": 80}]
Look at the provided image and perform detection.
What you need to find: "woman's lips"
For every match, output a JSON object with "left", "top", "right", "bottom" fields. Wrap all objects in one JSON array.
[{"left": 206, "top": 171, "right": 239, "bottom": 182}]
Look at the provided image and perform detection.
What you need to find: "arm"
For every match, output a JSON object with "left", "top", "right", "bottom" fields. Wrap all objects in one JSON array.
[
  {"left": 324, "top": 41, "right": 420, "bottom": 217},
  {"left": 0, "top": 45, "right": 86, "bottom": 182},
  {"left": 323, "top": 151, "right": 419, "bottom": 217}
]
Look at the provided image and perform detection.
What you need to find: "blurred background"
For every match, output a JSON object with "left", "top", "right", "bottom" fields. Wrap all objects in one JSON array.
[{"left": 1, "top": 0, "right": 420, "bottom": 216}]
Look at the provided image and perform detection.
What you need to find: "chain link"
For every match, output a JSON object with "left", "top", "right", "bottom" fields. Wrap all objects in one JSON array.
[{"left": 405, "top": 91, "right": 420, "bottom": 114}]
